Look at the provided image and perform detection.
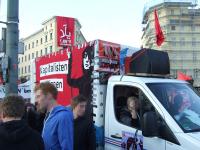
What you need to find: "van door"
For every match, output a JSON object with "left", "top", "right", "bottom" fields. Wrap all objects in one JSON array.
[{"left": 105, "top": 82, "right": 166, "bottom": 150}]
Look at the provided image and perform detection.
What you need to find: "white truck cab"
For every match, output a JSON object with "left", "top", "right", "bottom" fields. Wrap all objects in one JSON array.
[{"left": 102, "top": 75, "right": 200, "bottom": 150}]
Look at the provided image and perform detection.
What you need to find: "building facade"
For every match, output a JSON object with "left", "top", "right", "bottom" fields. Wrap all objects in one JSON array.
[
  {"left": 18, "top": 16, "right": 86, "bottom": 80},
  {"left": 142, "top": 1, "right": 200, "bottom": 86}
]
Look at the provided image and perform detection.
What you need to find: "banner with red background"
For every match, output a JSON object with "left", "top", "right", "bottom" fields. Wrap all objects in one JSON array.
[
  {"left": 56, "top": 16, "right": 75, "bottom": 47},
  {"left": 35, "top": 45, "right": 92, "bottom": 106}
]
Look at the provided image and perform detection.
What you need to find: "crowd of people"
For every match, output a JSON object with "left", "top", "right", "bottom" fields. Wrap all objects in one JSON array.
[{"left": 0, "top": 82, "right": 96, "bottom": 150}]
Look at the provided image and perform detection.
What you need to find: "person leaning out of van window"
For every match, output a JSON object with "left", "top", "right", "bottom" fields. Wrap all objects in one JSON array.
[{"left": 119, "top": 96, "right": 140, "bottom": 128}]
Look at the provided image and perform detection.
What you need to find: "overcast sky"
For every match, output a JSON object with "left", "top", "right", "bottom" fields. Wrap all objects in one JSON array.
[{"left": 0, "top": 0, "right": 199, "bottom": 47}]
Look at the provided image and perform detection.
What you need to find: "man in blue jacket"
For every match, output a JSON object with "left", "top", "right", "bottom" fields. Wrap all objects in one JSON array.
[{"left": 34, "top": 82, "right": 73, "bottom": 150}]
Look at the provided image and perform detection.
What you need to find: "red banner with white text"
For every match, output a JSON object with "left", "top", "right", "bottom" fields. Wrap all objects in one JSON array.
[
  {"left": 56, "top": 16, "right": 75, "bottom": 47},
  {"left": 35, "top": 44, "right": 94, "bottom": 106}
]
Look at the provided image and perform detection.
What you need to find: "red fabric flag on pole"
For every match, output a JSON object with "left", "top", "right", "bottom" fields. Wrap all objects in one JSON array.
[
  {"left": 154, "top": 9, "right": 165, "bottom": 46},
  {"left": 177, "top": 71, "right": 192, "bottom": 81}
]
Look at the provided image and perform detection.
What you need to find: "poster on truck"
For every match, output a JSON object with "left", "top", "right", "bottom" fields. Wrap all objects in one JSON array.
[
  {"left": 35, "top": 44, "right": 94, "bottom": 105},
  {"left": 98, "top": 40, "right": 120, "bottom": 73}
]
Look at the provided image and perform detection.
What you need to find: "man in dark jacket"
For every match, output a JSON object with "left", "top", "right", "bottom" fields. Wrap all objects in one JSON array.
[
  {"left": 71, "top": 95, "right": 96, "bottom": 150},
  {"left": 0, "top": 94, "right": 44, "bottom": 150}
]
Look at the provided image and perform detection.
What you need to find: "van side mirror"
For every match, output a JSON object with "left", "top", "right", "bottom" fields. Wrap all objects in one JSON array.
[{"left": 142, "top": 111, "right": 159, "bottom": 137}]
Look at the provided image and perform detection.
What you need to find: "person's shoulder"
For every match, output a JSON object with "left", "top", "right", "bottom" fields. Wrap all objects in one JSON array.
[
  {"left": 27, "top": 127, "right": 43, "bottom": 142},
  {"left": 56, "top": 106, "right": 73, "bottom": 118}
]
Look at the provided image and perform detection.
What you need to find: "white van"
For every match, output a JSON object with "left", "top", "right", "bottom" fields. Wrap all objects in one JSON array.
[{"left": 97, "top": 75, "right": 200, "bottom": 150}]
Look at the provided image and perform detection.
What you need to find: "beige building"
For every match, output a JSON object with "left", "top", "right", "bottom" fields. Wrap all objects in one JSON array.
[
  {"left": 142, "top": 1, "right": 200, "bottom": 86},
  {"left": 18, "top": 16, "right": 86, "bottom": 80}
]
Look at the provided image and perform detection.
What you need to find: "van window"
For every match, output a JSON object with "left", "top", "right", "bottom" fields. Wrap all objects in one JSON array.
[
  {"left": 147, "top": 83, "right": 200, "bottom": 133},
  {"left": 114, "top": 85, "right": 140, "bottom": 129}
]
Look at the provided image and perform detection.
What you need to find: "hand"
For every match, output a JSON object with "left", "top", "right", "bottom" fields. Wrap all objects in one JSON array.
[
  {"left": 67, "top": 49, "right": 71, "bottom": 59},
  {"left": 131, "top": 110, "right": 137, "bottom": 119}
]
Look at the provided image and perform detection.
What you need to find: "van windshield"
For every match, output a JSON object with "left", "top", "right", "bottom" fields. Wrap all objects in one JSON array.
[{"left": 146, "top": 83, "right": 200, "bottom": 133}]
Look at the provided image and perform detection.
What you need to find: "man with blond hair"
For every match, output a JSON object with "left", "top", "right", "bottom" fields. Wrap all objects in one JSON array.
[{"left": 34, "top": 82, "right": 73, "bottom": 150}]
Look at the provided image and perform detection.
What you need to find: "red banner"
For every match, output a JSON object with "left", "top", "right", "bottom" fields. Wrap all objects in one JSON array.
[
  {"left": 35, "top": 44, "right": 93, "bottom": 106},
  {"left": 56, "top": 16, "right": 75, "bottom": 47}
]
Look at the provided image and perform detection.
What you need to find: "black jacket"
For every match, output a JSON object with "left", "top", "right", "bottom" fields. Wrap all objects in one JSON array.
[
  {"left": 0, "top": 120, "right": 44, "bottom": 150},
  {"left": 119, "top": 107, "right": 140, "bottom": 128},
  {"left": 74, "top": 117, "right": 96, "bottom": 150}
]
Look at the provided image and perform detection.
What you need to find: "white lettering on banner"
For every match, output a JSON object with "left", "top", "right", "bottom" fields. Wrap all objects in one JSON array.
[
  {"left": 40, "top": 60, "right": 69, "bottom": 77},
  {"left": 40, "top": 79, "right": 64, "bottom": 92},
  {"left": 60, "top": 24, "right": 72, "bottom": 46}
]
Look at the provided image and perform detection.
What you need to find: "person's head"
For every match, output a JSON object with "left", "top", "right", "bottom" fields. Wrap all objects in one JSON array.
[
  {"left": 127, "top": 96, "right": 139, "bottom": 112},
  {"left": 71, "top": 95, "right": 87, "bottom": 119},
  {"left": 173, "top": 94, "right": 183, "bottom": 114},
  {"left": 1, "top": 94, "right": 25, "bottom": 122},
  {"left": 82, "top": 46, "right": 92, "bottom": 72},
  {"left": 34, "top": 82, "right": 58, "bottom": 113}
]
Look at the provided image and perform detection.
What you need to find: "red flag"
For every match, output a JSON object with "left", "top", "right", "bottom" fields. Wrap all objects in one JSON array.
[
  {"left": 154, "top": 9, "right": 165, "bottom": 46},
  {"left": 177, "top": 71, "right": 192, "bottom": 81}
]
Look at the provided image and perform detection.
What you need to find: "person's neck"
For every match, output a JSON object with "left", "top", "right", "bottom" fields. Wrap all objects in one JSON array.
[
  {"left": 3, "top": 117, "right": 21, "bottom": 123},
  {"left": 73, "top": 111, "right": 79, "bottom": 119},
  {"left": 47, "top": 100, "right": 58, "bottom": 113}
]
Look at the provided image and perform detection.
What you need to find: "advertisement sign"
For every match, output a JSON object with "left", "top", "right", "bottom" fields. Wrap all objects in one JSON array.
[
  {"left": 35, "top": 44, "right": 94, "bottom": 106},
  {"left": 98, "top": 40, "right": 120, "bottom": 73},
  {"left": 56, "top": 16, "right": 75, "bottom": 47},
  {"left": 121, "top": 131, "right": 143, "bottom": 150}
]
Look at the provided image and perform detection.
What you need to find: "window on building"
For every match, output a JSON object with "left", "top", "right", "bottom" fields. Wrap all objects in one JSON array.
[
  {"left": 36, "top": 40, "right": 38, "bottom": 46},
  {"left": 41, "top": 38, "right": 43, "bottom": 44},
  {"left": 192, "top": 37, "right": 196, "bottom": 46},
  {"left": 18, "top": 68, "right": 20, "bottom": 75},
  {"left": 45, "top": 48, "right": 48, "bottom": 55},
  {"left": 32, "top": 53, "right": 35, "bottom": 59},
  {"left": 25, "top": 56, "right": 27, "bottom": 62},
  {"left": 171, "top": 37, "right": 176, "bottom": 46},
  {"left": 171, "top": 9, "right": 174, "bottom": 15},
  {"left": 50, "top": 46, "right": 52, "bottom": 53},
  {"left": 22, "top": 57, "right": 23, "bottom": 63},
  {"left": 25, "top": 66, "right": 27, "bottom": 74},
  {"left": 25, "top": 45, "right": 27, "bottom": 51},
  {"left": 180, "top": 37, "right": 185, "bottom": 46},
  {"left": 194, "top": 69, "right": 198, "bottom": 78},
  {"left": 32, "top": 42, "right": 34, "bottom": 48},
  {"left": 50, "top": 33, "right": 53, "bottom": 40},
  {"left": 28, "top": 65, "right": 30, "bottom": 73},
  {"left": 180, "top": 25, "right": 184, "bottom": 31},
  {"left": 40, "top": 49, "right": 43, "bottom": 56},
  {"left": 21, "top": 67, "right": 23, "bottom": 74},
  {"left": 36, "top": 51, "right": 38, "bottom": 58},
  {"left": 171, "top": 69, "right": 177, "bottom": 77},
  {"left": 193, "top": 51, "right": 197, "bottom": 61},
  {"left": 191, "top": 25, "right": 195, "bottom": 31},
  {"left": 28, "top": 54, "right": 30, "bottom": 60},
  {"left": 18, "top": 58, "right": 20, "bottom": 63},
  {"left": 50, "top": 23, "right": 52, "bottom": 27},
  {"left": 171, "top": 25, "right": 176, "bottom": 31},
  {"left": 45, "top": 35, "right": 48, "bottom": 42},
  {"left": 28, "top": 44, "right": 30, "bottom": 49}
]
